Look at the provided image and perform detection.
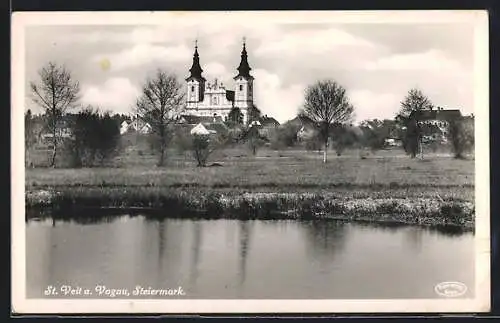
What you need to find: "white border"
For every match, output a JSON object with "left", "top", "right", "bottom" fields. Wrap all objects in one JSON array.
[{"left": 11, "top": 10, "right": 490, "bottom": 314}]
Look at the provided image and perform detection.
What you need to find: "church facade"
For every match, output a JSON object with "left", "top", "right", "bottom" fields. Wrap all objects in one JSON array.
[{"left": 185, "top": 41, "right": 254, "bottom": 124}]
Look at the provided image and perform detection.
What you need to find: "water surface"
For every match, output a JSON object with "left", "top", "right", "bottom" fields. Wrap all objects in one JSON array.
[{"left": 26, "top": 215, "right": 474, "bottom": 299}]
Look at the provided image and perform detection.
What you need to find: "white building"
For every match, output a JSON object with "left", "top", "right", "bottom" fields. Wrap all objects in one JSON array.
[
  {"left": 120, "top": 116, "right": 152, "bottom": 135},
  {"left": 185, "top": 40, "right": 254, "bottom": 124}
]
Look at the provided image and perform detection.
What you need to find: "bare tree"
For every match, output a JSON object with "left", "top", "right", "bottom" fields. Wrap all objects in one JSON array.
[
  {"left": 191, "top": 133, "right": 227, "bottom": 167},
  {"left": 303, "top": 80, "right": 354, "bottom": 163},
  {"left": 29, "top": 62, "right": 80, "bottom": 167},
  {"left": 135, "top": 69, "right": 185, "bottom": 167}
]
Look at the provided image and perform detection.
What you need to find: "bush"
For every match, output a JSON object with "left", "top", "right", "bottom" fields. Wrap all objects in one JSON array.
[
  {"left": 269, "top": 124, "right": 299, "bottom": 150},
  {"left": 67, "top": 108, "right": 121, "bottom": 167},
  {"left": 448, "top": 119, "right": 474, "bottom": 159}
]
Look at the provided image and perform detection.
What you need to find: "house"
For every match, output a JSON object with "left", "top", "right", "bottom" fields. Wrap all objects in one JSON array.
[
  {"left": 293, "top": 115, "right": 319, "bottom": 141},
  {"left": 40, "top": 114, "right": 76, "bottom": 144},
  {"left": 410, "top": 107, "right": 462, "bottom": 142},
  {"left": 120, "top": 121, "right": 130, "bottom": 135},
  {"left": 258, "top": 115, "right": 280, "bottom": 137},
  {"left": 190, "top": 122, "right": 227, "bottom": 135},
  {"left": 384, "top": 138, "right": 402, "bottom": 147},
  {"left": 121, "top": 115, "right": 152, "bottom": 134},
  {"left": 190, "top": 123, "right": 212, "bottom": 135}
]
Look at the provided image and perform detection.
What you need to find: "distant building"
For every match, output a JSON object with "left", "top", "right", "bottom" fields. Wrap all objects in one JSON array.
[
  {"left": 291, "top": 115, "right": 319, "bottom": 141},
  {"left": 410, "top": 107, "right": 462, "bottom": 143},
  {"left": 120, "top": 121, "right": 130, "bottom": 134},
  {"left": 184, "top": 40, "right": 255, "bottom": 124},
  {"left": 258, "top": 115, "right": 280, "bottom": 137},
  {"left": 181, "top": 113, "right": 229, "bottom": 137},
  {"left": 40, "top": 114, "right": 76, "bottom": 143},
  {"left": 121, "top": 115, "right": 152, "bottom": 134},
  {"left": 190, "top": 123, "right": 212, "bottom": 136}
]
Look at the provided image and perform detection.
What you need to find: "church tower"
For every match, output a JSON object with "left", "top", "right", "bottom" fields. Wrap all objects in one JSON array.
[
  {"left": 186, "top": 41, "right": 206, "bottom": 109},
  {"left": 233, "top": 39, "right": 254, "bottom": 123}
]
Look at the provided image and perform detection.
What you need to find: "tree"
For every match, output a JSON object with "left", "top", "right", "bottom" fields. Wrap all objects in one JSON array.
[
  {"left": 303, "top": 80, "right": 354, "bottom": 163},
  {"left": 29, "top": 62, "right": 80, "bottom": 167},
  {"left": 135, "top": 69, "right": 185, "bottom": 167},
  {"left": 243, "top": 124, "right": 267, "bottom": 156},
  {"left": 358, "top": 119, "right": 395, "bottom": 152},
  {"left": 191, "top": 133, "right": 227, "bottom": 167},
  {"left": 269, "top": 124, "right": 299, "bottom": 150},
  {"left": 226, "top": 106, "right": 244, "bottom": 127},
  {"left": 396, "top": 88, "right": 433, "bottom": 158},
  {"left": 247, "top": 104, "right": 261, "bottom": 124},
  {"left": 67, "top": 107, "right": 121, "bottom": 167},
  {"left": 448, "top": 119, "right": 474, "bottom": 159},
  {"left": 330, "top": 123, "right": 358, "bottom": 156},
  {"left": 398, "top": 88, "right": 433, "bottom": 121},
  {"left": 24, "top": 109, "right": 38, "bottom": 167}
]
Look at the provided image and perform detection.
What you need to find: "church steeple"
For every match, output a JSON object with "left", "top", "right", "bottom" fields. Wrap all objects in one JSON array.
[
  {"left": 187, "top": 40, "right": 205, "bottom": 81},
  {"left": 234, "top": 38, "right": 253, "bottom": 79}
]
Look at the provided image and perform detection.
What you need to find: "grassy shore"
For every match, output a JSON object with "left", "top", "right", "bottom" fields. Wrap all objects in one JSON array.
[{"left": 25, "top": 148, "right": 475, "bottom": 229}]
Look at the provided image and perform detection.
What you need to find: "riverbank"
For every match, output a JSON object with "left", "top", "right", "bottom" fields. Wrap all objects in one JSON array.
[
  {"left": 24, "top": 152, "right": 475, "bottom": 229},
  {"left": 25, "top": 187, "right": 475, "bottom": 229}
]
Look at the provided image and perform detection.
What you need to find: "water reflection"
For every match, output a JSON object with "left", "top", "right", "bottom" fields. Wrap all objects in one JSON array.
[
  {"left": 158, "top": 219, "right": 165, "bottom": 273},
  {"left": 238, "top": 220, "right": 253, "bottom": 288},
  {"left": 25, "top": 214, "right": 475, "bottom": 299},
  {"left": 189, "top": 220, "right": 202, "bottom": 289},
  {"left": 302, "top": 220, "right": 346, "bottom": 262},
  {"left": 405, "top": 226, "right": 424, "bottom": 253}
]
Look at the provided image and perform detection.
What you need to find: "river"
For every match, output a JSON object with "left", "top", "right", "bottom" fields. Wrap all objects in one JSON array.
[{"left": 26, "top": 215, "right": 474, "bottom": 299}]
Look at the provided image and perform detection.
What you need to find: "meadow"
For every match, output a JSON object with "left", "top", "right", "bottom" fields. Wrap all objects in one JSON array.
[{"left": 25, "top": 143, "right": 475, "bottom": 228}]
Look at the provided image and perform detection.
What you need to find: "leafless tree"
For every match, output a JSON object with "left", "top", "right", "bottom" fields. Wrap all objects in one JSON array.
[
  {"left": 29, "top": 62, "right": 80, "bottom": 167},
  {"left": 303, "top": 80, "right": 354, "bottom": 163},
  {"left": 135, "top": 69, "right": 185, "bottom": 167}
]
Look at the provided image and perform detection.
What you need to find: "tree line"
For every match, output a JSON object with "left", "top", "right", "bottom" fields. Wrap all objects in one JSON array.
[{"left": 26, "top": 61, "right": 474, "bottom": 168}]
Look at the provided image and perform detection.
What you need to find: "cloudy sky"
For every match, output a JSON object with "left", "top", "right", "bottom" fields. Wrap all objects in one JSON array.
[{"left": 24, "top": 17, "right": 477, "bottom": 123}]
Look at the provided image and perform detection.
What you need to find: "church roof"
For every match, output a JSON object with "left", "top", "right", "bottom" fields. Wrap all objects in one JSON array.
[
  {"left": 234, "top": 41, "right": 254, "bottom": 80},
  {"left": 186, "top": 43, "right": 206, "bottom": 82}
]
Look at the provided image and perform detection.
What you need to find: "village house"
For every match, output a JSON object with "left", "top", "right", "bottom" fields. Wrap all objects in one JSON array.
[
  {"left": 180, "top": 114, "right": 229, "bottom": 136},
  {"left": 39, "top": 114, "right": 76, "bottom": 145},
  {"left": 409, "top": 107, "right": 462, "bottom": 143},
  {"left": 258, "top": 115, "right": 280, "bottom": 137},
  {"left": 293, "top": 115, "right": 319, "bottom": 142},
  {"left": 120, "top": 115, "right": 152, "bottom": 135}
]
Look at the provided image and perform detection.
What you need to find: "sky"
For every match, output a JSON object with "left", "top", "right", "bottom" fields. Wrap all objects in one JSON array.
[{"left": 24, "top": 18, "right": 477, "bottom": 124}]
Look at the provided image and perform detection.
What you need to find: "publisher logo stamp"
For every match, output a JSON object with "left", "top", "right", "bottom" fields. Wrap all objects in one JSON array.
[{"left": 434, "top": 281, "right": 468, "bottom": 297}]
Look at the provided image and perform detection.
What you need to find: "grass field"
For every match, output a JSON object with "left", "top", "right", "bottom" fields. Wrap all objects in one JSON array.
[{"left": 25, "top": 146, "right": 475, "bottom": 228}]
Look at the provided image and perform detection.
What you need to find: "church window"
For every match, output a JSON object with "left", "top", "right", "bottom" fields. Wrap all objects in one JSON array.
[
  {"left": 239, "top": 85, "right": 243, "bottom": 91},
  {"left": 191, "top": 85, "right": 195, "bottom": 92}
]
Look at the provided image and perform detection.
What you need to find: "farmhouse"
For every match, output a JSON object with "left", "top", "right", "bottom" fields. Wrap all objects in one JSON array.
[
  {"left": 40, "top": 114, "right": 76, "bottom": 143},
  {"left": 258, "top": 115, "right": 280, "bottom": 137},
  {"left": 410, "top": 107, "right": 462, "bottom": 142},
  {"left": 120, "top": 116, "right": 152, "bottom": 135},
  {"left": 184, "top": 40, "right": 255, "bottom": 124}
]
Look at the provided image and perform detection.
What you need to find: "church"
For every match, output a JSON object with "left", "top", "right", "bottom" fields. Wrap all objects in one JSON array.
[{"left": 184, "top": 40, "right": 255, "bottom": 124}]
